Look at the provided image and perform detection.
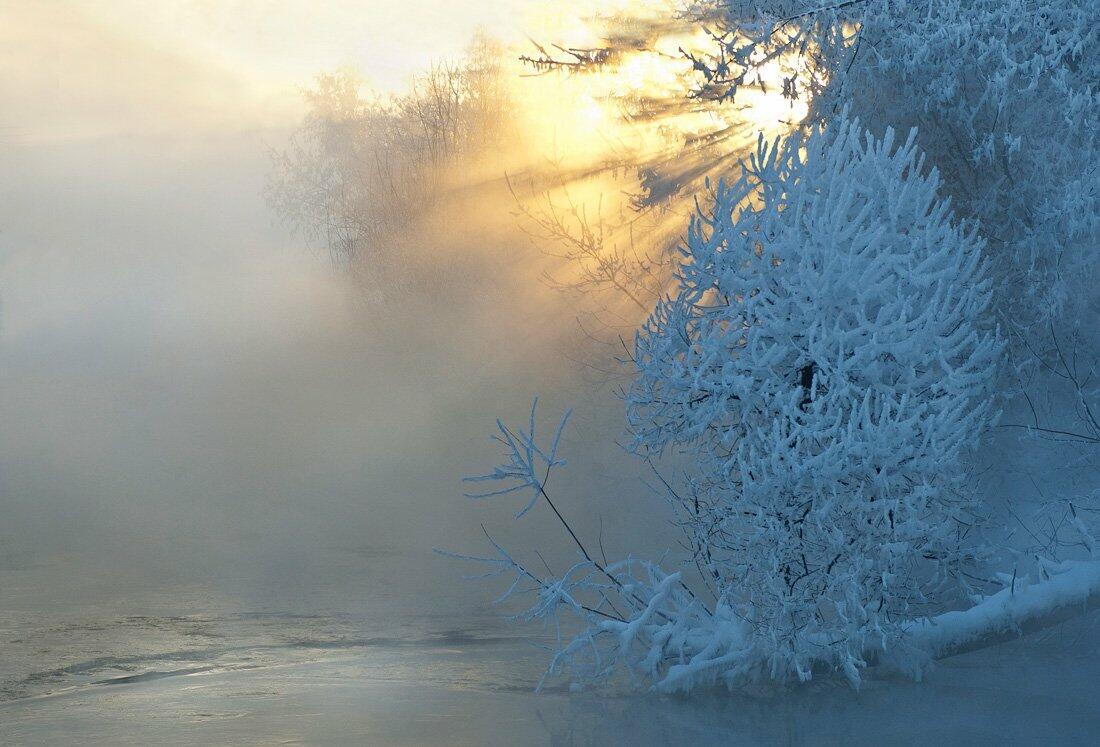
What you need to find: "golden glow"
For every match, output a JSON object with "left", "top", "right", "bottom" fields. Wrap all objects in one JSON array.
[
  {"left": 6, "top": 0, "right": 809, "bottom": 311},
  {"left": 502, "top": 1, "right": 808, "bottom": 173},
  {"left": 11, "top": 0, "right": 806, "bottom": 159},
  {"left": 484, "top": 1, "right": 808, "bottom": 303}
]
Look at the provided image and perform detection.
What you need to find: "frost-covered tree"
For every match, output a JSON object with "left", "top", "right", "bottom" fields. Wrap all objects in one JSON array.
[
  {"left": 452, "top": 119, "right": 1011, "bottom": 691},
  {"left": 687, "top": 0, "right": 1099, "bottom": 344},
  {"left": 447, "top": 0, "right": 1100, "bottom": 694},
  {"left": 267, "top": 35, "right": 511, "bottom": 272},
  {"left": 681, "top": 0, "right": 1100, "bottom": 584},
  {"left": 624, "top": 117, "right": 1002, "bottom": 682}
]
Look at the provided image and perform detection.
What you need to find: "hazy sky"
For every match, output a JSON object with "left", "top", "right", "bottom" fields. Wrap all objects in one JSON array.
[
  {"left": 0, "top": 0, "right": 558, "bottom": 144},
  {"left": 74, "top": 1, "right": 532, "bottom": 87}
]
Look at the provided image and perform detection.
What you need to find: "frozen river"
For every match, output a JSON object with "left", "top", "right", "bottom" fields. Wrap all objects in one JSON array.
[{"left": 3, "top": 548, "right": 1099, "bottom": 745}]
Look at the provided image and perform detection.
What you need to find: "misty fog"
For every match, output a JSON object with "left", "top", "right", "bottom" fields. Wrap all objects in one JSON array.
[
  {"left": 3, "top": 2, "right": 1099, "bottom": 743},
  {"left": 0, "top": 0, "right": 662, "bottom": 653}
]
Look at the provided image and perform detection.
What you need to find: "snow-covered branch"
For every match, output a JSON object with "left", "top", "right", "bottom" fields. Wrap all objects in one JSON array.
[{"left": 450, "top": 396, "right": 1100, "bottom": 693}]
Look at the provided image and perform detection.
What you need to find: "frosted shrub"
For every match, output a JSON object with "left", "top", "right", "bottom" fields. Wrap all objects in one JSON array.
[
  {"left": 454, "top": 119, "right": 1004, "bottom": 692},
  {"left": 625, "top": 118, "right": 1002, "bottom": 684}
]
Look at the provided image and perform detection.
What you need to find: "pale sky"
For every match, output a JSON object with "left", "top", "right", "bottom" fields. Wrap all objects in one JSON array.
[
  {"left": 72, "top": 0, "right": 534, "bottom": 89},
  {"left": 0, "top": 0, "right": 540, "bottom": 142}
]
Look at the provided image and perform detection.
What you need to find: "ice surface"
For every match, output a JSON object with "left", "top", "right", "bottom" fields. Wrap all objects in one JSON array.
[{"left": 2, "top": 609, "right": 1098, "bottom": 745}]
